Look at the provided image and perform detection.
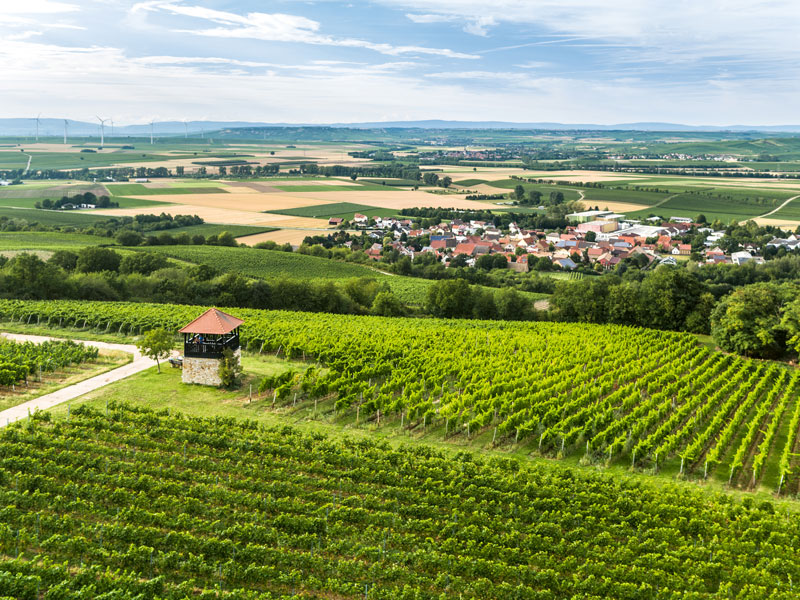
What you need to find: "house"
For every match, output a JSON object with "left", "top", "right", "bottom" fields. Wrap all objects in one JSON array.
[
  {"left": 659, "top": 256, "right": 678, "bottom": 266},
  {"left": 554, "top": 257, "right": 577, "bottom": 270},
  {"left": 669, "top": 216, "right": 693, "bottom": 224},
  {"left": 676, "top": 244, "right": 692, "bottom": 255},
  {"left": 731, "top": 251, "right": 754, "bottom": 265},
  {"left": 453, "top": 242, "right": 477, "bottom": 256},
  {"left": 353, "top": 213, "right": 368, "bottom": 224},
  {"left": 328, "top": 217, "right": 343, "bottom": 226}
]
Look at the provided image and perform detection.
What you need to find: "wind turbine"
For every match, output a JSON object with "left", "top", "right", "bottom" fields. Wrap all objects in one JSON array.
[
  {"left": 109, "top": 118, "right": 114, "bottom": 140},
  {"left": 33, "top": 113, "right": 41, "bottom": 142},
  {"left": 183, "top": 119, "right": 188, "bottom": 139},
  {"left": 96, "top": 116, "right": 107, "bottom": 147},
  {"left": 149, "top": 120, "right": 155, "bottom": 145},
  {"left": 63, "top": 120, "right": 68, "bottom": 145}
]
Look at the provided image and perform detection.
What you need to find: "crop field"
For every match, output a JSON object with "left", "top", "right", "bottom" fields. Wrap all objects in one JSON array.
[
  {"left": 0, "top": 207, "right": 110, "bottom": 227},
  {"left": 266, "top": 202, "right": 399, "bottom": 220},
  {"left": 3, "top": 404, "right": 799, "bottom": 599},
  {"left": 106, "top": 184, "right": 229, "bottom": 196},
  {"left": 3, "top": 299, "right": 799, "bottom": 497},
  {"left": 0, "top": 149, "right": 194, "bottom": 171},
  {"left": 0, "top": 232, "right": 110, "bottom": 250},
  {"left": 0, "top": 183, "right": 108, "bottom": 200},
  {"left": 135, "top": 245, "right": 388, "bottom": 281},
  {"left": 161, "top": 224, "right": 279, "bottom": 238}
]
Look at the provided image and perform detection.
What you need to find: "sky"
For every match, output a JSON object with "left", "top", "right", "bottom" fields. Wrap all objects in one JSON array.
[{"left": 3, "top": 0, "right": 800, "bottom": 126}]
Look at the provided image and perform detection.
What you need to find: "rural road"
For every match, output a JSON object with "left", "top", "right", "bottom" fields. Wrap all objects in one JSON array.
[
  {"left": 0, "top": 333, "right": 158, "bottom": 428},
  {"left": 755, "top": 194, "right": 800, "bottom": 219}
]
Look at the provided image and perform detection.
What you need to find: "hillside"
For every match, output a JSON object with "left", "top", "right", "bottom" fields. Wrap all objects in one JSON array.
[
  {"left": 2, "top": 402, "right": 799, "bottom": 599},
  {"left": 3, "top": 299, "right": 798, "bottom": 496}
]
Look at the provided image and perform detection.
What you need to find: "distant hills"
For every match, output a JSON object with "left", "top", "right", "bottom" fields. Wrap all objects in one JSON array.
[{"left": 2, "top": 118, "right": 800, "bottom": 137}]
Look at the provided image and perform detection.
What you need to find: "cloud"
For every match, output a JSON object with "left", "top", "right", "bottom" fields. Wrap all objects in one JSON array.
[
  {"left": 133, "top": 1, "right": 479, "bottom": 59},
  {"left": 4, "top": 0, "right": 79, "bottom": 13},
  {"left": 4, "top": 37, "right": 800, "bottom": 126},
  {"left": 407, "top": 12, "right": 495, "bottom": 36},
  {"left": 382, "top": 0, "right": 800, "bottom": 66}
]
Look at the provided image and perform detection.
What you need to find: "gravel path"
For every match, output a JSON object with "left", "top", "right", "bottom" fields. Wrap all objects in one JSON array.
[{"left": 0, "top": 333, "right": 160, "bottom": 427}]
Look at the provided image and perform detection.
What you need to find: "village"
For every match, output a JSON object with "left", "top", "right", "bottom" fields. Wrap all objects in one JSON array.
[{"left": 331, "top": 209, "right": 800, "bottom": 272}]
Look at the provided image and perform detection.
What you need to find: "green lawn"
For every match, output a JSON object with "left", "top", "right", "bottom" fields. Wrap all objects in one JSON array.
[{"left": 48, "top": 353, "right": 309, "bottom": 421}]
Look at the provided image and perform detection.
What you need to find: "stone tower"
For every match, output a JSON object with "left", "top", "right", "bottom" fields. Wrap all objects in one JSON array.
[{"left": 179, "top": 308, "right": 243, "bottom": 386}]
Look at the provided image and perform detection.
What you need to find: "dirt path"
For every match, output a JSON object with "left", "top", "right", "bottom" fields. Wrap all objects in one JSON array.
[
  {"left": 755, "top": 194, "right": 800, "bottom": 219},
  {"left": 0, "top": 333, "right": 161, "bottom": 428}
]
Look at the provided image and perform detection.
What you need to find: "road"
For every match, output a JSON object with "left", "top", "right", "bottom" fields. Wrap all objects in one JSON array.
[
  {"left": 755, "top": 194, "right": 800, "bottom": 219},
  {"left": 0, "top": 333, "right": 159, "bottom": 428}
]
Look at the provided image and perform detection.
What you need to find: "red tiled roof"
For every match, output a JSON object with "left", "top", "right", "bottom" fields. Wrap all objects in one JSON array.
[{"left": 179, "top": 308, "right": 244, "bottom": 335}]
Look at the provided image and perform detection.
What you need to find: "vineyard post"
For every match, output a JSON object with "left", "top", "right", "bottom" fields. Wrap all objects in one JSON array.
[
  {"left": 704, "top": 461, "right": 708, "bottom": 479},
  {"left": 272, "top": 390, "right": 276, "bottom": 408},
  {"left": 314, "top": 397, "right": 318, "bottom": 417},
  {"left": 249, "top": 384, "right": 252, "bottom": 403},
  {"left": 778, "top": 473, "right": 784, "bottom": 494},
  {"left": 492, "top": 427, "right": 497, "bottom": 444},
  {"left": 356, "top": 404, "right": 360, "bottom": 424},
  {"left": 401, "top": 412, "right": 405, "bottom": 429}
]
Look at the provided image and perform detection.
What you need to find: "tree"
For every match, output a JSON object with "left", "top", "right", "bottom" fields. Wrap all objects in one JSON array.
[
  {"left": 426, "top": 279, "right": 474, "bottom": 318},
  {"left": 781, "top": 296, "right": 800, "bottom": 356},
  {"left": 116, "top": 230, "right": 144, "bottom": 246},
  {"left": 514, "top": 184, "right": 525, "bottom": 201},
  {"left": 218, "top": 347, "right": 242, "bottom": 388},
  {"left": 76, "top": 247, "right": 121, "bottom": 273},
  {"left": 584, "top": 231, "right": 596, "bottom": 242},
  {"left": 372, "top": 291, "right": 405, "bottom": 316},
  {"left": 710, "top": 282, "right": 788, "bottom": 358},
  {"left": 136, "top": 328, "right": 174, "bottom": 373},
  {"left": 49, "top": 250, "right": 78, "bottom": 271}
]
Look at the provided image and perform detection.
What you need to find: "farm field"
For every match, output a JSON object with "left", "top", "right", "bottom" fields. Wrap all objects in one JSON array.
[
  {"left": 0, "top": 232, "right": 110, "bottom": 250},
  {"left": 0, "top": 336, "right": 124, "bottom": 412},
  {"left": 235, "top": 228, "right": 340, "bottom": 246},
  {"left": 131, "top": 245, "right": 435, "bottom": 303},
  {"left": 3, "top": 299, "right": 799, "bottom": 498},
  {"left": 3, "top": 403, "right": 799, "bottom": 599},
  {"left": 266, "top": 202, "right": 399, "bottom": 220},
  {"left": 0, "top": 207, "right": 110, "bottom": 227}
]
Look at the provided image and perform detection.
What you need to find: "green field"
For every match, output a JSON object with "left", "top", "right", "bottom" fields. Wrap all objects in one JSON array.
[
  {"left": 157, "top": 224, "right": 277, "bottom": 238},
  {"left": 0, "top": 207, "right": 111, "bottom": 226},
  {"left": 0, "top": 231, "right": 111, "bottom": 250},
  {"left": 0, "top": 150, "right": 194, "bottom": 170},
  {"left": 272, "top": 181, "right": 398, "bottom": 192},
  {"left": 266, "top": 202, "right": 399, "bottom": 220},
  {"left": 106, "top": 183, "right": 228, "bottom": 196},
  {"left": 453, "top": 178, "right": 489, "bottom": 186}
]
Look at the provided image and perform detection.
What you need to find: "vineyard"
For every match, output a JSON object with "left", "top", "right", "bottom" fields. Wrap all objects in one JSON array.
[
  {"left": 1, "top": 404, "right": 799, "bottom": 599},
  {"left": 0, "top": 337, "right": 98, "bottom": 388},
  {"left": 1, "top": 299, "right": 799, "bottom": 494}
]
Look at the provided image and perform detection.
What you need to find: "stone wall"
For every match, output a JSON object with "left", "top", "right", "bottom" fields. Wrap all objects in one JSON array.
[
  {"left": 182, "top": 348, "right": 241, "bottom": 386},
  {"left": 182, "top": 356, "right": 222, "bottom": 386}
]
